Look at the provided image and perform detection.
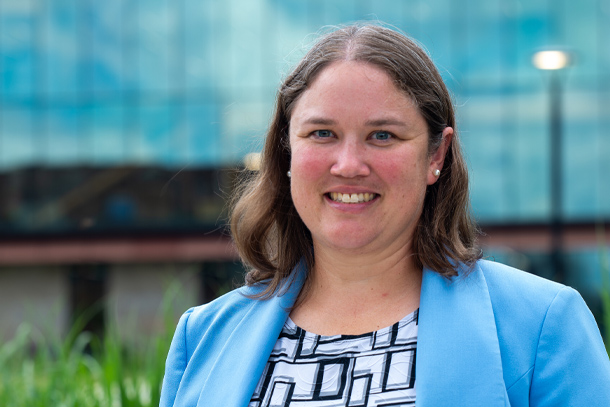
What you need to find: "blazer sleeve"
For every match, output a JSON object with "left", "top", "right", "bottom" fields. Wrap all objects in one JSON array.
[
  {"left": 529, "top": 286, "right": 610, "bottom": 406},
  {"left": 160, "top": 308, "right": 194, "bottom": 407}
]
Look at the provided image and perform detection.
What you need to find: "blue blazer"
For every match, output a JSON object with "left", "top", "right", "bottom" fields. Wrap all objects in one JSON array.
[{"left": 160, "top": 260, "right": 610, "bottom": 406}]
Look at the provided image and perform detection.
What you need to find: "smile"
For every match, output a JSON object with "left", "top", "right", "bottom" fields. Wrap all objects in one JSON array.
[{"left": 328, "top": 192, "right": 377, "bottom": 204}]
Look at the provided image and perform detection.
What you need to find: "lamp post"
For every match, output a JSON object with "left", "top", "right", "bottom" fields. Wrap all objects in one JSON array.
[{"left": 532, "top": 50, "right": 571, "bottom": 283}]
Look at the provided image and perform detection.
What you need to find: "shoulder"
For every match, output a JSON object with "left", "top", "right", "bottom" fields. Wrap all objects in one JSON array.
[
  {"left": 474, "top": 261, "right": 610, "bottom": 403},
  {"left": 476, "top": 258, "right": 563, "bottom": 291},
  {"left": 473, "top": 259, "right": 584, "bottom": 335},
  {"left": 472, "top": 259, "right": 610, "bottom": 402},
  {"left": 475, "top": 258, "right": 567, "bottom": 306},
  {"left": 466, "top": 260, "right": 584, "bottom": 360},
  {"left": 179, "top": 284, "right": 265, "bottom": 342},
  {"left": 175, "top": 265, "right": 305, "bottom": 351},
  {"left": 160, "top": 283, "right": 283, "bottom": 406}
]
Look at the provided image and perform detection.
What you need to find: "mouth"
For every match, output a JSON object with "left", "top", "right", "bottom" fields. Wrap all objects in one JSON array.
[{"left": 327, "top": 192, "right": 378, "bottom": 204}]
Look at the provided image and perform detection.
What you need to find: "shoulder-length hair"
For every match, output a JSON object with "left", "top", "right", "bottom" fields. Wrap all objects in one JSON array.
[{"left": 230, "top": 23, "right": 481, "bottom": 298}]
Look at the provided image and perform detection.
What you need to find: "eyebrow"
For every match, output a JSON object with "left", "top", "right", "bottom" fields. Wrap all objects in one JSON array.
[
  {"left": 365, "top": 118, "right": 408, "bottom": 127},
  {"left": 301, "top": 117, "right": 336, "bottom": 126},
  {"left": 300, "top": 117, "right": 408, "bottom": 127}
]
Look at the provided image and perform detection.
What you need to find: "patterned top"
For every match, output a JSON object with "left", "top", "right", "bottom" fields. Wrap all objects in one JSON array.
[{"left": 249, "top": 309, "right": 418, "bottom": 407}]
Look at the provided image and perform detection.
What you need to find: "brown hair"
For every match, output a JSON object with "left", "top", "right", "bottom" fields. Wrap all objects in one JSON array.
[{"left": 230, "top": 23, "right": 481, "bottom": 298}]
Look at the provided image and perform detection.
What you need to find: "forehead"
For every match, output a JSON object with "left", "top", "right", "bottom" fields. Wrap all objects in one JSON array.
[{"left": 290, "top": 61, "right": 421, "bottom": 125}]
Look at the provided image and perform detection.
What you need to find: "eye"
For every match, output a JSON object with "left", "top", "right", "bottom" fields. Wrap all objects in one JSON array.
[
  {"left": 312, "top": 130, "right": 334, "bottom": 138},
  {"left": 370, "top": 131, "right": 393, "bottom": 141}
]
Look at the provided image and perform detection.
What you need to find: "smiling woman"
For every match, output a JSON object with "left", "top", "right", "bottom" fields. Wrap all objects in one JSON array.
[
  {"left": 232, "top": 25, "right": 478, "bottom": 302},
  {"left": 160, "top": 24, "right": 610, "bottom": 407}
]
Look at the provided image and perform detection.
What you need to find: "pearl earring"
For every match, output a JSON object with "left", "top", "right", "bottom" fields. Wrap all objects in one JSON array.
[
  {"left": 434, "top": 169, "right": 440, "bottom": 177},
  {"left": 287, "top": 171, "right": 291, "bottom": 178}
]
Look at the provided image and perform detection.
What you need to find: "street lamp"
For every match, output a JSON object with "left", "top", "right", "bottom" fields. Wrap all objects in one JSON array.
[
  {"left": 532, "top": 50, "right": 571, "bottom": 70},
  {"left": 532, "top": 49, "right": 571, "bottom": 283}
]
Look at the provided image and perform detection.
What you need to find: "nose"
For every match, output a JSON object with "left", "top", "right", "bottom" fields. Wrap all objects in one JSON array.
[{"left": 329, "top": 140, "right": 371, "bottom": 178}]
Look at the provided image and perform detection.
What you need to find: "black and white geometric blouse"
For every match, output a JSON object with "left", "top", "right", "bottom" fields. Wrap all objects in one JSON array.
[{"left": 249, "top": 309, "right": 418, "bottom": 407}]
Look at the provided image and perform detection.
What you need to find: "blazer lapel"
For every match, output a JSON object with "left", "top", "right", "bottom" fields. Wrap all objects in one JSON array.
[
  {"left": 196, "top": 264, "right": 306, "bottom": 407},
  {"left": 417, "top": 263, "right": 510, "bottom": 406}
]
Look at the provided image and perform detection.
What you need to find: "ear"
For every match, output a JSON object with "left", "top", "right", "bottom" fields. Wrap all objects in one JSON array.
[{"left": 427, "top": 127, "right": 454, "bottom": 185}]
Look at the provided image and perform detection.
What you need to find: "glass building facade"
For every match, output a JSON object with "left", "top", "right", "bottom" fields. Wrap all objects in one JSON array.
[{"left": 2, "top": 0, "right": 609, "bottom": 224}]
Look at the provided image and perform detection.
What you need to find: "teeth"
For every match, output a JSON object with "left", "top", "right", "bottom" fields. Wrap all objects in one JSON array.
[{"left": 329, "top": 192, "right": 377, "bottom": 204}]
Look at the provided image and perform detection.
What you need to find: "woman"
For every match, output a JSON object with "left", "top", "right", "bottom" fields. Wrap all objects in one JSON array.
[{"left": 161, "top": 24, "right": 610, "bottom": 407}]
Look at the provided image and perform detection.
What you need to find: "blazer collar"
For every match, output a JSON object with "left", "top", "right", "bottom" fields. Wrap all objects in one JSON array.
[
  {"left": 196, "top": 262, "right": 306, "bottom": 407},
  {"left": 417, "top": 262, "right": 509, "bottom": 406}
]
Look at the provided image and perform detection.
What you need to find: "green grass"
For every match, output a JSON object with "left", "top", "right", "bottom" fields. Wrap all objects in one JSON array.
[{"left": 0, "top": 286, "right": 178, "bottom": 407}]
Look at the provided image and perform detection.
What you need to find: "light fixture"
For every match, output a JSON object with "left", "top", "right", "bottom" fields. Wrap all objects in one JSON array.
[{"left": 532, "top": 50, "right": 571, "bottom": 70}]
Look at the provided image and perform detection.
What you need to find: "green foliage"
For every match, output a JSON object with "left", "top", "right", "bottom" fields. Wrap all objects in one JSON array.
[{"left": 0, "top": 285, "right": 179, "bottom": 407}]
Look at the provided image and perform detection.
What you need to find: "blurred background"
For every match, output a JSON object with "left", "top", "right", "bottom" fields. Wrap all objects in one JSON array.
[{"left": 1, "top": 0, "right": 609, "bottom": 346}]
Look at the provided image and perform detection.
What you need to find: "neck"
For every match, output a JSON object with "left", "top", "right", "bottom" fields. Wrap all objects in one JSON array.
[{"left": 291, "top": 241, "right": 422, "bottom": 335}]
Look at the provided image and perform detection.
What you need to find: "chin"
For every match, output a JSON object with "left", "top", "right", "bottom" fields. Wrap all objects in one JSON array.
[{"left": 316, "top": 232, "right": 379, "bottom": 252}]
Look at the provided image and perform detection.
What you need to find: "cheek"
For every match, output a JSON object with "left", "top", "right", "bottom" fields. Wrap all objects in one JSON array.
[
  {"left": 378, "top": 153, "right": 429, "bottom": 197},
  {"left": 290, "top": 145, "right": 329, "bottom": 183},
  {"left": 290, "top": 146, "right": 330, "bottom": 215},
  {"left": 377, "top": 154, "right": 417, "bottom": 178}
]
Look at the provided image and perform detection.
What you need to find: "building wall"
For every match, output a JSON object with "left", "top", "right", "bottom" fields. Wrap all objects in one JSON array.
[
  {"left": 0, "top": 266, "right": 69, "bottom": 342},
  {"left": 106, "top": 263, "right": 200, "bottom": 345},
  {"left": 0, "top": 260, "right": 241, "bottom": 342}
]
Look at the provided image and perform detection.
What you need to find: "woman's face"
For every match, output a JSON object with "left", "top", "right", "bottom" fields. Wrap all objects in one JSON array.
[{"left": 289, "top": 61, "right": 450, "bottom": 255}]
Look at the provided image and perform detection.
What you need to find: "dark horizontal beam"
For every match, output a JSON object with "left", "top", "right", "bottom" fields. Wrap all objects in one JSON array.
[
  {"left": 0, "top": 235, "right": 237, "bottom": 266},
  {"left": 479, "top": 221, "right": 609, "bottom": 251},
  {"left": 0, "top": 221, "right": 607, "bottom": 266}
]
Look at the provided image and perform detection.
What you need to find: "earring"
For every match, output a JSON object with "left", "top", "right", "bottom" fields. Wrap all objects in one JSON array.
[
  {"left": 434, "top": 169, "right": 440, "bottom": 177},
  {"left": 287, "top": 170, "right": 291, "bottom": 178}
]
